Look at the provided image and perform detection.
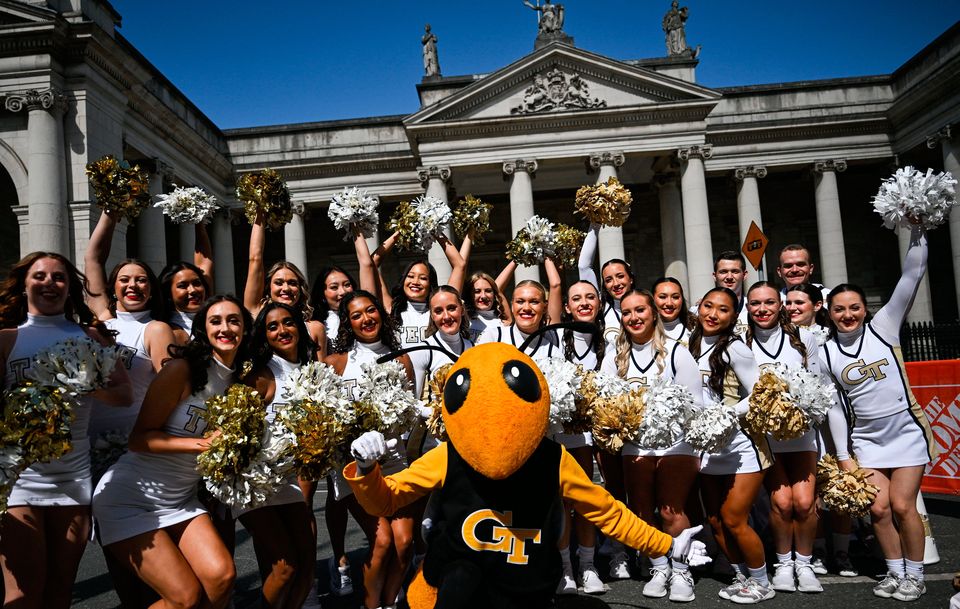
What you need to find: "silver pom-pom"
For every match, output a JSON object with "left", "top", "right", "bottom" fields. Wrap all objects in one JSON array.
[
  {"left": 538, "top": 358, "right": 581, "bottom": 434},
  {"left": 355, "top": 361, "right": 421, "bottom": 435},
  {"left": 634, "top": 376, "right": 695, "bottom": 450},
  {"left": 30, "top": 337, "right": 121, "bottom": 395},
  {"left": 807, "top": 325, "right": 829, "bottom": 346},
  {"left": 411, "top": 195, "right": 452, "bottom": 252},
  {"left": 775, "top": 363, "right": 835, "bottom": 426},
  {"left": 505, "top": 215, "right": 556, "bottom": 266},
  {"left": 685, "top": 402, "right": 739, "bottom": 453},
  {"left": 283, "top": 362, "right": 354, "bottom": 426},
  {"left": 872, "top": 166, "right": 957, "bottom": 230},
  {"left": 154, "top": 185, "right": 220, "bottom": 225},
  {"left": 328, "top": 186, "right": 379, "bottom": 240}
]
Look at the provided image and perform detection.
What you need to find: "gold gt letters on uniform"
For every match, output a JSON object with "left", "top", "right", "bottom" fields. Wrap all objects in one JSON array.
[
  {"left": 841, "top": 358, "right": 889, "bottom": 385},
  {"left": 461, "top": 509, "right": 542, "bottom": 565}
]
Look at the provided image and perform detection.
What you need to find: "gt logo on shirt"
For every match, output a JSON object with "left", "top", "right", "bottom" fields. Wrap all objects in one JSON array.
[
  {"left": 461, "top": 509, "right": 541, "bottom": 565},
  {"left": 841, "top": 358, "right": 889, "bottom": 385}
]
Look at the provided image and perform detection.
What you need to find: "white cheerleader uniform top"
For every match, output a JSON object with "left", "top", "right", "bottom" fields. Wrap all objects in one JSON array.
[
  {"left": 169, "top": 309, "right": 195, "bottom": 334},
  {"left": 92, "top": 358, "right": 233, "bottom": 545},
  {"left": 89, "top": 310, "right": 155, "bottom": 440},
  {"left": 561, "top": 329, "right": 602, "bottom": 371},
  {"left": 476, "top": 323, "right": 559, "bottom": 365},
  {"left": 398, "top": 301, "right": 430, "bottom": 348},
  {"left": 600, "top": 338, "right": 702, "bottom": 457},
  {"left": 409, "top": 331, "right": 472, "bottom": 398},
  {"left": 469, "top": 309, "right": 502, "bottom": 344},
  {"left": 4, "top": 314, "right": 94, "bottom": 506},
  {"left": 576, "top": 225, "right": 623, "bottom": 344},
  {"left": 662, "top": 318, "right": 691, "bottom": 346}
]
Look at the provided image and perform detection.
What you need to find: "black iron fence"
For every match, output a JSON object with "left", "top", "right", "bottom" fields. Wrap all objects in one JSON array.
[{"left": 900, "top": 321, "right": 960, "bottom": 362}]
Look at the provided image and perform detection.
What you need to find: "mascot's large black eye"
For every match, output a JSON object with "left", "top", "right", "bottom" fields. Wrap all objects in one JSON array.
[
  {"left": 443, "top": 368, "right": 471, "bottom": 414},
  {"left": 502, "top": 360, "right": 541, "bottom": 403}
]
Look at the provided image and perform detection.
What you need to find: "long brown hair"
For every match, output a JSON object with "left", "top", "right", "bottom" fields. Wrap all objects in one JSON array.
[
  {"left": 424, "top": 285, "right": 470, "bottom": 340},
  {"left": 744, "top": 281, "right": 808, "bottom": 367},
  {"left": 688, "top": 287, "right": 739, "bottom": 397},
  {"left": 562, "top": 280, "right": 605, "bottom": 370},
  {"left": 465, "top": 271, "right": 507, "bottom": 322}
]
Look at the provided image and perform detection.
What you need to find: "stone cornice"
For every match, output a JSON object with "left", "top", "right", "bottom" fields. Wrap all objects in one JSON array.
[
  {"left": 677, "top": 145, "right": 713, "bottom": 161},
  {"left": 233, "top": 156, "right": 419, "bottom": 182},
  {"left": 3, "top": 87, "right": 68, "bottom": 114},
  {"left": 733, "top": 165, "right": 767, "bottom": 180},
  {"left": 503, "top": 159, "right": 538, "bottom": 176},
  {"left": 813, "top": 159, "right": 847, "bottom": 173},
  {"left": 707, "top": 117, "right": 890, "bottom": 147},
  {"left": 926, "top": 124, "right": 952, "bottom": 148},
  {"left": 417, "top": 165, "right": 452, "bottom": 183},
  {"left": 588, "top": 151, "right": 625, "bottom": 169}
]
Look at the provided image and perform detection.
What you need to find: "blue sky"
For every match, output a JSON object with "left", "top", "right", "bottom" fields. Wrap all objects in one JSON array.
[{"left": 111, "top": 1, "right": 958, "bottom": 130}]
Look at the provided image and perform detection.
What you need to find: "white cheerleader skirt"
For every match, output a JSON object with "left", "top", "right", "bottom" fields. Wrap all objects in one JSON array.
[
  {"left": 233, "top": 475, "right": 305, "bottom": 518},
  {"left": 851, "top": 409, "right": 934, "bottom": 469},
  {"left": 622, "top": 439, "right": 698, "bottom": 458},
  {"left": 769, "top": 428, "right": 819, "bottom": 454},
  {"left": 701, "top": 428, "right": 771, "bottom": 476},
  {"left": 552, "top": 431, "right": 593, "bottom": 450}
]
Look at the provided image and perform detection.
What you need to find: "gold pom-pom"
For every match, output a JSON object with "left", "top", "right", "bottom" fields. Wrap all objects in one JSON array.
[
  {"left": 237, "top": 169, "right": 293, "bottom": 231},
  {"left": 85, "top": 155, "right": 152, "bottom": 222},
  {"left": 553, "top": 224, "right": 585, "bottom": 268},
  {"left": 286, "top": 399, "right": 348, "bottom": 481},
  {"left": 1, "top": 381, "right": 74, "bottom": 464},
  {"left": 564, "top": 367, "right": 596, "bottom": 434},
  {"left": 386, "top": 200, "right": 418, "bottom": 251},
  {"left": 197, "top": 384, "right": 266, "bottom": 482},
  {"left": 452, "top": 195, "right": 493, "bottom": 245},
  {"left": 574, "top": 177, "right": 633, "bottom": 227},
  {"left": 816, "top": 455, "right": 878, "bottom": 517},
  {"left": 745, "top": 370, "right": 808, "bottom": 441},
  {"left": 425, "top": 364, "right": 452, "bottom": 441},
  {"left": 591, "top": 388, "right": 645, "bottom": 453}
]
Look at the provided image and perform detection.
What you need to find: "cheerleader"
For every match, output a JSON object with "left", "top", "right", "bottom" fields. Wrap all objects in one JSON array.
[
  {"left": 408, "top": 286, "right": 473, "bottom": 401},
  {"left": 744, "top": 281, "right": 824, "bottom": 594},
  {"left": 577, "top": 224, "right": 634, "bottom": 344},
  {"left": 475, "top": 258, "right": 563, "bottom": 364},
  {"left": 324, "top": 290, "right": 415, "bottom": 609},
  {"left": 821, "top": 224, "right": 934, "bottom": 602},
  {"left": 553, "top": 280, "right": 606, "bottom": 595},
  {"left": 243, "top": 212, "right": 327, "bottom": 348},
  {"left": 239, "top": 302, "right": 317, "bottom": 608},
  {"left": 784, "top": 283, "right": 830, "bottom": 333},
  {"left": 689, "top": 287, "right": 774, "bottom": 604},
  {"left": 653, "top": 276, "right": 696, "bottom": 344},
  {"left": 159, "top": 261, "right": 211, "bottom": 345},
  {"left": 373, "top": 231, "right": 466, "bottom": 349},
  {"left": 0, "top": 252, "right": 131, "bottom": 609},
  {"left": 92, "top": 295, "right": 251, "bottom": 609},
  {"left": 601, "top": 289, "right": 703, "bottom": 602},
  {"left": 459, "top": 234, "right": 514, "bottom": 342}
]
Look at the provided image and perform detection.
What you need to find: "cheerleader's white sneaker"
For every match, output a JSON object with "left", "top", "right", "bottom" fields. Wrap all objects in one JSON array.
[
  {"left": 642, "top": 566, "right": 670, "bottom": 598},
  {"left": 669, "top": 569, "right": 696, "bottom": 602},
  {"left": 891, "top": 575, "right": 926, "bottom": 602},
  {"left": 770, "top": 560, "right": 796, "bottom": 592},
  {"left": 810, "top": 557, "right": 828, "bottom": 575},
  {"left": 718, "top": 574, "right": 748, "bottom": 600},
  {"left": 795, "top": 563, "right": 823, "bottom": 593},
  {"left": 579, "top": 567, "right": 606, "bottom": 595},
  {"left": 730, "top": 578, "right": 776, "bottom": 604},
  {"left": 873, "top": 572, "right": 902, "bottom": 598}
]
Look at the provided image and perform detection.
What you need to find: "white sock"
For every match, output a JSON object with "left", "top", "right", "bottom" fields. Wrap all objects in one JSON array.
[
  {"left": 904, "top": 558, "right": 924, "bottom": 581},
  {"left": 651, "top": 555, "right": 670, "bottom": 569},
  {"left": 577, "top": 545, "right": 595, "bottom": 569},
  {"left": 559, "top": 545, "right": 573, "bottom": 574},
  {"left": 886, "top": 558, "right": 906, "bottom": 578},
  {"left": 671, "top": 559, "right": 689, "bottom": 572},
  {"left": 776, "top": 551, "right": 793, "bottom": 564},
  {"left": 832, "top": 533, "right": 850, "bottom": 554},
  {"left": 795, "top": 553, "right": 812, "bottom": 565},
  {"left": 748, "top": 565, "right": 770, "bottom": 587}
]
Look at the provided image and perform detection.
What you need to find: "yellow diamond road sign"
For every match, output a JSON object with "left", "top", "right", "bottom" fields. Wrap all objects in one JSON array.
[{"left": 741, "top": 221, "right": 769, "bottom": 271}]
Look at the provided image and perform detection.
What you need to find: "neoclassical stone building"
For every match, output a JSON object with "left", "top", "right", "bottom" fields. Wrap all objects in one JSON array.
[{"left": 1, "top": 0, "right": 959, "bottom": 322}]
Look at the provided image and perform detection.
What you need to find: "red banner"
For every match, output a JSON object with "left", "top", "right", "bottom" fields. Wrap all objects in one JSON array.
[{"left": 906, "top": 359, "right": 960, "bottom": 495}]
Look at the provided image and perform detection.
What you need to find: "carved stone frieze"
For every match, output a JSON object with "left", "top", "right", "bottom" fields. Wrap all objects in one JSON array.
[{"left": 511, "top": 68, "right": 606, "bottom": 115}]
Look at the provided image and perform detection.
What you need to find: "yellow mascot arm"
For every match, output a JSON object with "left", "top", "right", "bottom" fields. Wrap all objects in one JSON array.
[
  {"left": 558, "top": 446, "right": 673, "bottom": 557},
  {"left": 344, "top": 444, "right": 447, "bottom": 517}
]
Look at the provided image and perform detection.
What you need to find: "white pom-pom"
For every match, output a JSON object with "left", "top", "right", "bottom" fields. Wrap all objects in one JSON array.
[
  {"left": 328, "top": 186, "right": 379, "bottom": 240},
  {"left": 30, "top": 337, "right": 121, "bottom": 395},
  {"left": 685, "top": 402, "right": 739, "bottom": 453},
  {"left": 775, "top": 362, "right": 835, "bottom": 426},
  {"left": 356, "top": 360, "right": 421, "bottom": 434},
  {"left": 283, "top": 362, "right": 355, "bottom": 426},
  {"left": 411, "top": 195, "right": 452, "bottom": 251},
  {"left": 634, "top": 376, "right": 695, "bottom": 449},
  {"left": 154, "top": 185, "right": 220, "bottom": 225},
  {"left": 538, "top": 358, "right": 581, "bottom": 434},
  {"left": 872, "top": 166, "right": 957, "bottom": 231}
]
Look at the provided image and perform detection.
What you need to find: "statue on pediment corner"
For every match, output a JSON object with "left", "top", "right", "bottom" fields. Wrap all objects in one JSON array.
[
  {"left": 663, "top": 0, "right": 700, "bottom": 58},
  {"left": 422, "top": 24, "right": 440, "bottom": 78}
]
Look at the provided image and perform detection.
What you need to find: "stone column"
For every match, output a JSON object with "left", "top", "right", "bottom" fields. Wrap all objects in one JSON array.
[
  {"left": 589, "top": 151, "right": 626, "bottom": 263},
  {"left": 5, "top": 88, "right": 69, "bottom": 255},
  {"left": 653, "top": 171, "right": 689, "bottom": 291},
  {"left": 928, "top": 126, "right": 960, "bottom": 316},
  {"left": 285, "top": 203, "right": 308, "bottom": 278},
  {"left": 212, "top": 208, "right": 236, "bottom": 294},
  {"left": 734, "top": 165, "right": 768, "bottom": 279},
  {"left": 138, "top": 159, "right": 169, "bottom": 273},
  {"left": 503, "top": 159, "right": 540, "bottom": 284},
  {"left": 813, "top": 159, "right": 848, "bottom": 287},
  {"left": 417, "top": 165, "right": 453, "bottom": 281},
  {"left": 897, "top": 225, "right": 933, "bottom": 323},
  {"left": 677, "top": 145, "right": 714, "bottom": 301}
]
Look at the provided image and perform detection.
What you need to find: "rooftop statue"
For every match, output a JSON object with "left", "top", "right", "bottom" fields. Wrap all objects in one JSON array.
[
  {"left": 662, "top": 0, "right": 700, "bottom": 58},
  {"left": 422, "top": 24, "right": 440, "bottom": 78},
  {"left": 523, "top": 0, "right": 574, "bottom": 49}
]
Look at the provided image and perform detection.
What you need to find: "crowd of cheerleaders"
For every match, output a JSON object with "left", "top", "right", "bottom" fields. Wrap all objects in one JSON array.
[{"left": 0, "top": 209, "right": 936, "bottom": 609}]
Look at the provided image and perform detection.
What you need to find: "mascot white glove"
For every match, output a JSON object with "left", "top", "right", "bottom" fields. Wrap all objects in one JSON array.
[
  {"left": 669, "top": 524, "right": 711, "bottom": 567},
  {"left": 351, "top": 430, "right": 387, "bottom": 472}
]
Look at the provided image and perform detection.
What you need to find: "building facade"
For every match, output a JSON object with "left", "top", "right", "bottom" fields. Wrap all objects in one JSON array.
[{"left": 1, "top": 1, "right": 959, "bottom": 321}]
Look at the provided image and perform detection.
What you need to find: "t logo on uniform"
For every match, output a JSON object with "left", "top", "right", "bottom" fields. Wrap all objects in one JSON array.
[
  {"left": 461, "top": 509, "right": 542, "bottom": 565},
  {"left": 841, "top": 358, "right": 889, "bottom": 385}
]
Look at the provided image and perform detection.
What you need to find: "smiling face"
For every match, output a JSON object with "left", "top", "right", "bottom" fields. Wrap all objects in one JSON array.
[
  {"left": 698, "top": 290, "right": 737, "bottom": 337},
  {"left": 115, "top": 263, "right": 151, "bottom": 312},
  {"left": 713, "top": 260, "right": 746, "bottom": 296},
  {"left": 746, "top": 285, "right": 781, "bottom": 330},
  {"left": 264, "top": 307, "right": 299, "bottom": 361},
  {"left": 653, "top": 281, "right": 684, "bottom": 323},
  {"left": 472, "top": 278, "right": 495, "bottom": 312},
  {"left": 206, "top": 300, "right": 245, "bottom": 366},
  {"left": 430, "top": 291, "right": 464, "bottom": 336},
  {"left": 25, "top": 257, "right": 70, "bottom": 316},
  {"left": 601, "top": 262, "right": 632, "bottom": 301},
  {"left": 323, "top": 270, "right": 353, "bottom": 310},
  {"left": 829, "top": 291, "right": 867, "bottom": 334},
  {"left": 784, "top": 290, "right": 821, "bottom": 327},
  {"left": 621, "top": 292, "right": 656, "bottom": 344},
  {"left": 347, "top": 296, "right": 382, "bottom": 343},
  {"left": 512, "top": 285, "right": 547, "bottom": 334},
  {"left": 402, "top": 263, "right": 431, "bottom": 303},
  {"left": 171, "top": 269, "right": 206, "bottom": 313},
  {"left": 565, "top": 282, "right": 599, "bottom": 323},
  {"left": 270, "top": 267, "right": 302, "bottom": 306},
  {"left": 778, "top": 249, "right": 814, "bottom": 287}
]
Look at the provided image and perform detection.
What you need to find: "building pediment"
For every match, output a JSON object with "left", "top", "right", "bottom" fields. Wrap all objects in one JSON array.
[
  {"left": 405, "top": 43, "right": 720, "bottom": 126},
  {"left": 0, "top": 1, "right": 58, "bottom": 27}
]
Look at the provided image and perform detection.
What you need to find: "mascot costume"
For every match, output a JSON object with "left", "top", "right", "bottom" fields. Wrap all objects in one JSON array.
[{"left": 346, "top": 340, "right": 709, "bottom": 609}]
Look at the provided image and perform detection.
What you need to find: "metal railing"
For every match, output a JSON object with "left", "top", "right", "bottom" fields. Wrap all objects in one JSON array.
[{"left": 900, "top": 321, "right": 960, "bottom": 362}]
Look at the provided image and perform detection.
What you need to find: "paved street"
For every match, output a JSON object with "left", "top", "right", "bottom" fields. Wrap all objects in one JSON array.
[{"left": 73, "top": 493, "right": 959, "bottom": 609}]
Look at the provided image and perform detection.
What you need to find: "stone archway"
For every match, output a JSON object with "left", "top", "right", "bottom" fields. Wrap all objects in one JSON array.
[{"left": 0, "top": 139, "right": 27, "bottom": 272}]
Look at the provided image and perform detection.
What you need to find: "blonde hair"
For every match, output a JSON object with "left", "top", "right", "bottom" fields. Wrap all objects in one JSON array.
[
  {"left": 614, "top": 289, "right": 668, "bottom": 378},
  {"left": 466, "top": 271, "right": 508, "bottom": 322},
  {"left": 513, "top": 279, "right": 549, "bottom": 328}
]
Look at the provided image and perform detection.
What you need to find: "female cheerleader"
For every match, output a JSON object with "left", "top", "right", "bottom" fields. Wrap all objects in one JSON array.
[
  {"left": 408, "top": 286, "right": 473, "bottom": 401},
  {"left": 159, "top": 260, "right": 212, "bottom": 345},
  {"left": 0, "top": 252, "right": 131, "bottom": 609},
  {"left": 821, "top": 224, "right": 933, "bottom": 602},
  {"left": 554, "top": 280, "right": 606, "bottom": 595},
  {"left": 239, "top": 302, "right": 318, "bottom": 608},
  {"left": 325, "top": 290, "right": 415, "bottom": 609},
  {"left": 93, "top": 294, "right": 250, "bottom": 609},
  {"left": 744, "top": 281, "right": 824, "bottom": 594},
  {"left": 784, "top": 283, "right": 829, "bottom": 334},
  {"left": 689, "top": 287, "right": 773, "bottom": 604},
  {"left": 243, "top": 212, "right": 326, "bottom": 350},
  {"left": 601, "top": 289, "right": 703, "bottom": 602},
  {"left": 458, "top": 233, "right": 514, "bottom": 342},
  {"left": 653, "top": 277, "right": 696, "bottom": 344}
]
